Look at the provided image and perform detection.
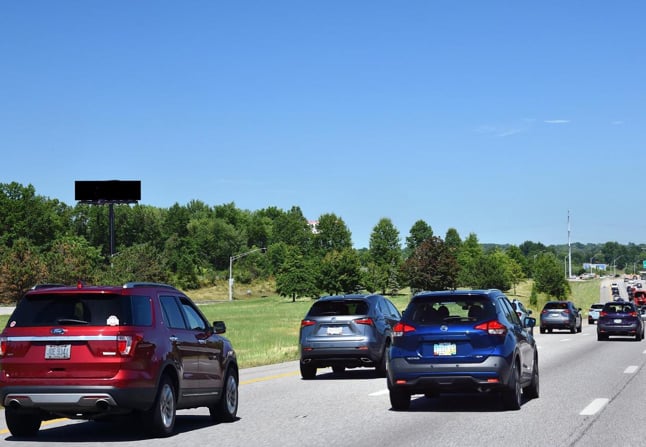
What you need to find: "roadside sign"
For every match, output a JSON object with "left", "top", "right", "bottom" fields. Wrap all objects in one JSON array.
[{"left": 643, "top": 260, "right": 646, "bottom": 269}]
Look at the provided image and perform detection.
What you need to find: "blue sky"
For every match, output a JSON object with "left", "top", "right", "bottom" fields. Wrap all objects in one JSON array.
[{"left": 2, "top": 1, "right": 645, "bottom": 249}]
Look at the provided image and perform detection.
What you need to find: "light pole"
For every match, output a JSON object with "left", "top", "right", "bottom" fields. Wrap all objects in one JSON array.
[
  {"left": 590, "top": 256, "right": 595, "bottom": 275},
  {"left": 228, "top": 248, "right": 267, "bottom": 301}
]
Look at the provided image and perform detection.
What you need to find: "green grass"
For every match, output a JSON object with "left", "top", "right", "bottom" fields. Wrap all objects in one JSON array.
[
  {"left": 506, "top": 278, "right": 601, "bottom": 315},
  {"left": 0, "top": 280, "right": 602, "bottom": 369}
]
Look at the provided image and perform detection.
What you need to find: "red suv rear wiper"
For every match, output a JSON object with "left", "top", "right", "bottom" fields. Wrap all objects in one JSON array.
[{"left": 55, "top": 318, "right": 90, "bottom": 325}]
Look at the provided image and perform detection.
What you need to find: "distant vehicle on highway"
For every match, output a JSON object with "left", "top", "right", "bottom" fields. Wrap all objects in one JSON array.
[
  {"left": 634, "top": 289, "right": 646, "bottom": 307},
  {"left": 597, "top": 301, "right": 644, "bottom": 341},
  {"left": 540, "top": 301, "right": 582, "bottom": 334},
  {"left": 588, "top": 303, "right": 604, "bottom": 325}
]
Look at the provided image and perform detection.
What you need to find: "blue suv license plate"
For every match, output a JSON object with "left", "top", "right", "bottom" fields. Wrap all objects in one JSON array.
[{"left": 434, "top": 343, "right": 456, "bottom": 356}]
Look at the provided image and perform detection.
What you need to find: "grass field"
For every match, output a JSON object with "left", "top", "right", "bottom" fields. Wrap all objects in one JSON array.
[{"left": 0, "top": 279, "right": 603, "bottom": 369}]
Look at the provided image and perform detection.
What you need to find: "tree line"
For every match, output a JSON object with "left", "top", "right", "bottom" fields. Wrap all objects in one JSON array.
[{"left": 1, "top": 182, "right": 643, "bottom": 303}]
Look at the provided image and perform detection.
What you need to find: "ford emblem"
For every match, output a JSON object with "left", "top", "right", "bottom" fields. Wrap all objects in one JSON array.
[
  {"left": 51, "top": 328, "right": 66, "bottom": 335},
  {"left": 440, "top": 325, "right": 449, "bottom": 332}
]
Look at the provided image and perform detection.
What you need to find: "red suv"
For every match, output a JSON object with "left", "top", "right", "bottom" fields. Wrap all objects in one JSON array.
[
  {"left": 633, "top": 289, "right": 646, "bottom": 306},
  {"left": 0, "top": 282, "right": 238, "bottom": 438}
]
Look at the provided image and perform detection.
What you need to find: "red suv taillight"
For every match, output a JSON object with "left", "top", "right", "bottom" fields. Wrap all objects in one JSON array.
[
  {"left": 301, "top": 319, "right": 316, "bottom": 328},
  {"left": 392, "top": 322, "right": 416, "bottom": 337},
  {"left": 599, "top": 311, "right": 607, "bottom": 317},
  {"left": 0, "top": 336, "right": 6, "bottom": 356},
  {"left": 474, "top": 320, "right": 507, "bottom": 336},
  {"left": 117, "top": 335, "right": 133, "bottom": 356}
]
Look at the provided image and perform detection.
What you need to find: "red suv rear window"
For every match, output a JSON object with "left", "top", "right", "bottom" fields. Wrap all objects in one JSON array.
[{"left": 8, "top": 293, "right": 152, "bottom": 327}]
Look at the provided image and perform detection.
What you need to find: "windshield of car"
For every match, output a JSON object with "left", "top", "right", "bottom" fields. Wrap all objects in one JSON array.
[{"left": 307, "top": 299, "right": 368, "bottom": 317}]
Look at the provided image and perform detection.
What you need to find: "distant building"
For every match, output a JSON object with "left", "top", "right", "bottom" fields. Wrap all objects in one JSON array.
[
  {"left": 308, "top": 220, "right": 319, "bottom": 234},
  {"left": 583, "top": 263, "right": 607, "bottom": 271}
]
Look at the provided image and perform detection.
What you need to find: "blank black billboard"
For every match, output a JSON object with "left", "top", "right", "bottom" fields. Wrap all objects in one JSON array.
[{"left": 75, "top": 180, "right": 141, "bottom": 202}]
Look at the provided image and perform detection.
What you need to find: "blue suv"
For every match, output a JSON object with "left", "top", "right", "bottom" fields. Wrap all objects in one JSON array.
[{"left": 387, "top": 289, "right": 538, "bottom": 411}]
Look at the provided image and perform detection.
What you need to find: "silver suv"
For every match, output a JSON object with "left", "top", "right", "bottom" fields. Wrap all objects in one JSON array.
[{"left": 299, "top": 294, "right": 401, "bottom": 379}]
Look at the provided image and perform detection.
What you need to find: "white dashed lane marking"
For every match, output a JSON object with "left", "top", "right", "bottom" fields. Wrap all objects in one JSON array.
[
  {"left": 369, "top": 389, "right": 389, "bottom": 397},
  {"left": 580, "top": 398, "right": 609, "bottom": 416},
  {"left": 624, "top": 365, "right": 638, "bottom": 374}
]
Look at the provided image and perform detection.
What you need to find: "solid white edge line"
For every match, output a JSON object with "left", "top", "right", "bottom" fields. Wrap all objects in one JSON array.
[{"left": 580, "top": 398, "right": 609, "bottom": 416}]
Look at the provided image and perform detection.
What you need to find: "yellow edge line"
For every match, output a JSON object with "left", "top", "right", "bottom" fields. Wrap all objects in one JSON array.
[
  {"left": 1, "top": 418, "right": 67, "bottom": 435},
  {"left": 240, "top": 370, "right": 299, "bottom": 385},
  {"left": 1, "top": 370, "right": 298, "bottom": 435}
]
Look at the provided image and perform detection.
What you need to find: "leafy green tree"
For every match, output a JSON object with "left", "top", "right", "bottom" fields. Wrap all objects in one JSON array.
[
  {"left": 46, "top": 236, "right": 104, "bottom": 284},
  {"left": 272, "top": 206, "right": 313, "bottom": 254},
  {"left": 457, "top": 233, "right": 484, "bottom": 288},
  {"left": 478, "top": 249, "right": 513, "bottom": 291},
  {"left": 162, "top": 203, "right": 191, "bottom": 239},
  {"left": 444, "top": 228, "right": 462, "bottom": 252},
  {"left": 505, "top": 253, "right": 525, "bottom": 295},
  {"left": 275, "top": 248, "right": 317, "bottom": 302},
  {"left": 505, "top": 245, "right": 528, "bottom": 282},
  {"left": 0, "top": 182, "right": 72, "bottom": 249},
  {"left": 103, "top": 243, "right": 168, "bottom": 284},
  {"left": 187, "top": 217, "right": 245, "bottom": 270},
  {"left": 405, "top": 220, "right": 434, "bottom": 255},
  {"left": 0, "top": 238, "right": 48, "bottom": 302},
  {"left": 317, "top": 248, "right": 362, "bottom": 295},
  {"left": 369, "top": 218, "right": 402, "bottom": 294},
  {"left": 72, "top": 204, "right": 112, "bottom": 256},
  {"left": 163, "top": 234, "right": 200, "bottom": 289},
  {"left": 214, "top": 202, "right": 247, "bottom": 228},
  {"left": 530, "top": 282, "right": 538, "bottom": 306},
  {"left": 312, "top": 213, "right": 352, "bottom": 256},
  {"left": 400, "top": 236, "right": 458, "bottom": 292},
  {"left": 534, "top": 253, "right": 570, "bottom": 299},
  {"left": 246, "top": 213, "right": 272, "bottom": 251},
  {"left": 361, "top": 261, "right": 383, "bottom": 294},
  {"left": 117, "top": 205, "right": 164, "bottom": 250}
]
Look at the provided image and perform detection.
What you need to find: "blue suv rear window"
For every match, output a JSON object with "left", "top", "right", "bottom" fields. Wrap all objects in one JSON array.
[{"left": 407, "top": 296, "right": 495, "bottom": 324}]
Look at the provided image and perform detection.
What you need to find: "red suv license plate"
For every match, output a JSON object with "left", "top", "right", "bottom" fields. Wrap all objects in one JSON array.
[{"left": 45, "top": 344, "right": 71, "bottom": 359}]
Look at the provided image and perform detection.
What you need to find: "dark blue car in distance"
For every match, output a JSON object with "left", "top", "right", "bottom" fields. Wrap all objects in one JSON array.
[{"left": 387, "top": 289, "right": 538, "bottom": 411}]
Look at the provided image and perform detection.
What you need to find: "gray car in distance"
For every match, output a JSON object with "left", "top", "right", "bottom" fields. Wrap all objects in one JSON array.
[
  {"left": 540, "top": 300, "right": 582, "bottom": 334},
  {"left": 299, "top": 294, "right": 401, "bottom": 379}
]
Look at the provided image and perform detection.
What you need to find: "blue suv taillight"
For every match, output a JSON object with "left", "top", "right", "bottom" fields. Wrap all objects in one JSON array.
[
  {"left": 473, "top": 320, "right": 507, "bottom": 336},
  {"left": 392, "top": 322, "right": 416, "bottom": 337}
]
